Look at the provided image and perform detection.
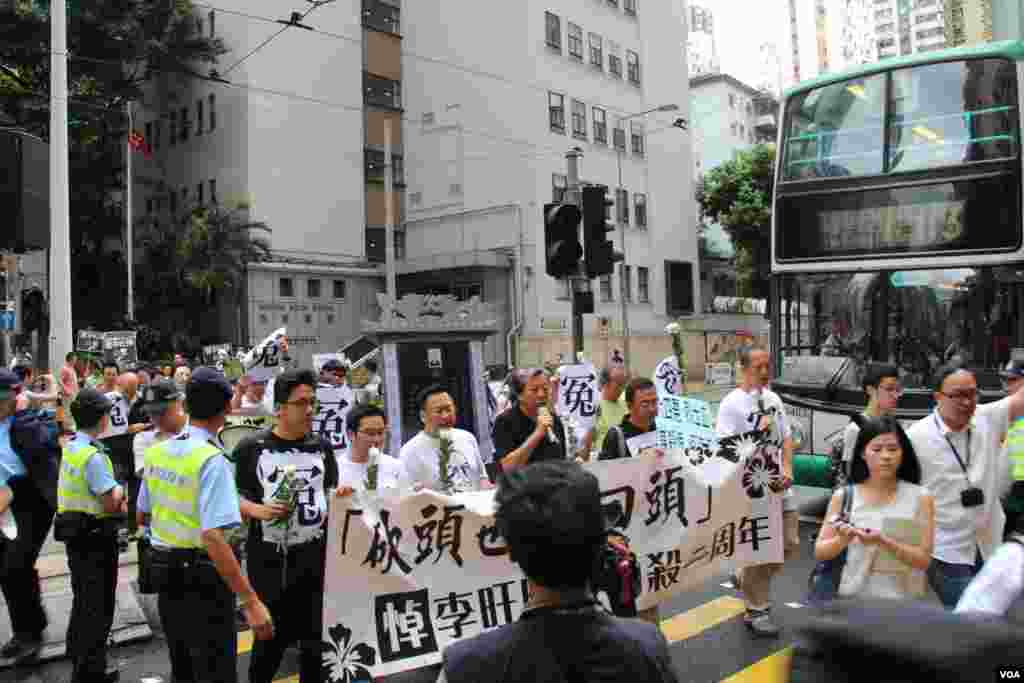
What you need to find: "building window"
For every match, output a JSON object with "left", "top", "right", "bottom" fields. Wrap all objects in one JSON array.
[
  {"left": 455, "top": 282, "right": 483, "bottom": 302},
  {"left": 571, "top": 100, "right": 587, "bottom": 140},
  {"left": 552, "top": 173, "right": 567, "bottom": 202},
  {"left": 153, "top": 120, "right": 161, "bottom": 151},
  {"left": 622, "top": 265, "right": 632, "bottom": 302},
  {"left": 180, "top": 106, "right": 190, "bottom": 141},
  {"left": 327, "top": 314, "right": 335, "bottom": 324},
  {"left": 365, "top": 149, "right": 386, "bottom": 182},
  {"left": 410, "top": 191, "right": 422, "bottom": 205},
  {"left": 624, "top": 0, "right": 636, "bottom": 16},
  {"left": 196, "top": 182, "right": 204, "bottom": 204},
  {"left": 609, "top": 52, "right": 622, "bottom": 78},
  {"left": 549, "top": 92, "right": 565, "bottom": 133},
  {"left": 600, "top": 274, "right": 614, "bottom": 302},
  {"left": 209, "top": 179, "right": 217, "bottom": 204},
  {"left": 146, "top": 198, "right": 153, "bottom": 214},
  {"left": 308, "top": 279, "right": 321, "bottom": 298},
  {"left": 168, "top": 111, "right": 177, "bottom": 146},
  {"left": 616, "top": 188, "right": 629, "bottom": 224},
  {"left": 280, "top": 277, "right": 295, "bottom": 298},
  {"left": 363, "top": 0, "right": 401, "bottom": 34},
  {"left": 196, "top": 98, "right": 204, "bottom": 135},
  {"left": 366, "top": 228, "right": 385, "bottom": 262},
  {"left": 364, "top": 73, "right": 402, "bottom": 109},
  {"left": 665, "top": 261, "right": 694, "bottom": 315},
  {"left": 626, "top": 50, "right": 640, "bottom": 85},
  {"left": 638, "top": 266, "right": 650, "bottom": 302},
  {"left": 545, "top": 11, "right": 561, "bottom": 50},
  {"left": 634, "top": 193, "right": 647, "bottom": 227},
  {"left": 208, "top": 94, "right": 216, "bottom": 131},
  {"left": 391, "top": 155, "right": 404, "bottom": 186},
  {"left": 333, "top": 279, "right": 347, "bottom": 300},
  {"left": 592, "top": 107, "right": 607, "bottom": 144},
  {"left": 630, "top": 121, "right": 644, "bottom": 156},
  {"left": 568, "top": 23, "right": 583, "bottom": 60},
  {"left": 613, "top": 123, "right": 626, "bottom": 151},
  {"left": 589, "top": 33, "right": 603, "bottom": 69}
]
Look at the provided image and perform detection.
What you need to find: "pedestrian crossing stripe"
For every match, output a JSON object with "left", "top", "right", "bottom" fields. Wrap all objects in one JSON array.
[{"left": 721, "top": 648, "right": 793, "bottom": 682}]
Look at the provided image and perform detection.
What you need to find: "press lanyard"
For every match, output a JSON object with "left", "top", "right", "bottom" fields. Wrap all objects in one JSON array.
[{"left": 934, "top": 415, "right": 971, "bottom": 477}]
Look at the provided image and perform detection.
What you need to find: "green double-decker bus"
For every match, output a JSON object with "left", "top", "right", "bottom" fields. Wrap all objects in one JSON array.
[{"left": 771, "top": 41, "right": 1024, "bottom": 464}]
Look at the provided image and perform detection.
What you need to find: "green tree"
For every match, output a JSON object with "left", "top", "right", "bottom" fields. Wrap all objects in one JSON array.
[
  {"left": 134, "top": 204, "right": 271, "bottom": 348},
  {"left": 0, "top": 0, "right": 225, "bottom": 328},
  {"left": 695, "top": 144, "right": 776, "bottom": 301}
]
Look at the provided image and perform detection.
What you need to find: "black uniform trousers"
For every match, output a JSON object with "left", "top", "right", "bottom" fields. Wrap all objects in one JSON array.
[
  {"left": 154, "top": 551, "right": 237, "bottom": 683},
  {"left": 0, "top": 476, "right": 54, "bottom": 640},
  {"left": 247, "top": 541, "right": 326, "bottom": 683},
  {"left": 65, "top": 532, "right": 119, "bottom": 681}
]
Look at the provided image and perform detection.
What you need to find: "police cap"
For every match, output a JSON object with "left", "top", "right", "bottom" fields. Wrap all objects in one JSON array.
[
  {"left": 185, "top": 367, "right": 233, "bottom": 420},
  {"left": 143, "top": 379, "right": 184, "bottom": 416},
  {"left": 70, "top": 387, "right": 114, "bottom": 428}
]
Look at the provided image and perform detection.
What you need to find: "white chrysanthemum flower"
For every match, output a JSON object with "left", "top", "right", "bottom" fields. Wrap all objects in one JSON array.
[
  {"left": 733, "top": 435, "right": 760, "bottom": 462},
  {"left": 283, "top": 464, "right": 297, "bottom": 476},
  {"left": 368, "top": 447, "right": 381, "bottom": 465},
  {"left": 438, "top": 428, "right": 452, "bottom": 442},
  {"left": 665, "top": 322, "right": 682, "bottom": 335}
]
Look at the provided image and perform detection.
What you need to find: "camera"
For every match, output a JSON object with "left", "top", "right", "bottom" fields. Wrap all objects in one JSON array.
[{"left": 961, "top": 487, "right": 984, "bottom": 508}]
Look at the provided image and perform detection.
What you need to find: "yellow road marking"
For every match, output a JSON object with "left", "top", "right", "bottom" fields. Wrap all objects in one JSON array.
[
  {"left": 273, "top": 677, "right": 299, "bottom": 683},
  {"left": 237, "top": 629, "right": 253, "bottom": 655},
  {"left": 659, "top": 596, "right": 747, "bottom": 643},
  {"left": 720, "top": 648, "right": 793, "bottom": 683}
]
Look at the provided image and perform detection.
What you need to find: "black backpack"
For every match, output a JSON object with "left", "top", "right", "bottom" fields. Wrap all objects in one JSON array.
[{"left": 9, "top": 408, "right": 62, "bottom": 509}]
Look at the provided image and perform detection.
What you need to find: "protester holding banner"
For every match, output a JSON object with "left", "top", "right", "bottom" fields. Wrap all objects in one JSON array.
[
  {"left": 234, "top": 369, "right": 339, "bottom": 683},
  {"left": 492, "top": 368, "right": 567, "bottom": 472},
  {"left": 715, "top": 344, "right": 797, "bottom": 638},
  {"left": 401, "top": 384, "right": 487, "bottom": 492},
  {"left": 438, "top": 460, "right": 678, "bottom": 683},
  {"left": 335, "top": 404, "right": 405, "bottom": 492},
  {"left": 580, "top": 365, "right": 628, "bottom": 458}
]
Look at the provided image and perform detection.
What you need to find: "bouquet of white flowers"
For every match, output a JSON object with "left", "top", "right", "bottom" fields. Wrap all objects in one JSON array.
[
  {"left": 665, "top": 321, "right": 687, "bottom": 395},
  {"left": 365, "top": 447, "right": 381, "bottom": 491},
  {"left": 438, "top": 429, "right": 456, "bottom": 493}
]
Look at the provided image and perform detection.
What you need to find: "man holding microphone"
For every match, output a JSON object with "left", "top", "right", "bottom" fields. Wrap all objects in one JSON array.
[{"left": 492, "top": 368, "right": 567, "bottom": 472}]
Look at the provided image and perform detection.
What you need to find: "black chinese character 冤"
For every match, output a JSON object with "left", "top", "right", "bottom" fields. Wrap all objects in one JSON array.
[
  {"left": 645, "top": 466, "right": 687, "bottom": 527},
  {"left": 413, "top": 504, "right": 465, "bottom": 567},
  {"left": 477, "top": 580, "right": 520, "bottom": 629},
  {"left": 560, "top": 374, "right": 597, "bottom": 418},
  {"left": 477, "top": 524, "right": 509, "bottom": 557},
  {"left": 646, "top": 550, "right": 683, "bottom": 593},
  {"left": 374, "top": 589, "right": 438, "bottom": 663},
  {"left": 363, "top": 510, "right": 413, "bottom": 575},
  {"left": 711, "top": 521, "right": 735, "bottom": 560},
  {"left": 738, "top": 515, "right": 772, "bottom": 551},
  {"left": 434, "top": 591, "right": 478, "bottom": 639}
]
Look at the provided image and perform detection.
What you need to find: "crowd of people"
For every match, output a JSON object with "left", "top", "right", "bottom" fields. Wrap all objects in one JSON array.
[{"left": 1, "top": 342, "right": 1024, "bottom": 681}]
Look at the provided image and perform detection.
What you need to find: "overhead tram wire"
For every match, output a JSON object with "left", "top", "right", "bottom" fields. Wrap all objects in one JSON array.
[{"left": 221, "top": 0, "right": 337, "bottom": 77}]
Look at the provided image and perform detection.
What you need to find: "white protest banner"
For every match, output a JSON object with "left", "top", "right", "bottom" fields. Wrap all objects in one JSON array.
[
  {"left": 556, "top": 363, "right": 598, "bottom": 431},
  {"left": 626, "top": 431, "right": 659, "bottom": 456},
  {"left": 242, "top": 327, "right": 287, "bottom": 382},
  {"left": 653, "top": 355, "right": 683, "bottom": 396},
  {"left": 315, "top": 383, "right": 356, "bottom": 449},
  {"left": 322, "top": 450, "right": 783, "bottom": 678},
  {"left": 76, "top": 330, "right": 104, "bottom": 354},
  {"left": 103, "top": 331, "right": 138, "bottom": 367}
]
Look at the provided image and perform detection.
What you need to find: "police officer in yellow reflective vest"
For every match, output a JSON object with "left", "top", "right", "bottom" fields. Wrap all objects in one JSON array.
[
  {"left": 136, "top": 367, "right": 273, "bottom": 682},
  {"left": 55, "top": 388, "right": 126, "bottom": 683},
  {"left": 1002, "top": 360, "right": 1024, "bottom": 538}
]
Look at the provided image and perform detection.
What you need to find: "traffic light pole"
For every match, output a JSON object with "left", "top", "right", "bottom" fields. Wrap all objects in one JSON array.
[{"left": 566, "top": 148, "right": 584, "bottom": 359}]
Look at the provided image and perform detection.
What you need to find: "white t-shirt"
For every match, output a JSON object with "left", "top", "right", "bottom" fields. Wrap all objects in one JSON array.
[
  {"left": 99, "top": 391, "right": 131, "bottom": 438},
  {"left": 399, "top": 429, "right": 486, "bottom": 493},
  {"left": 906, "top": 400, "right": 1013, "bottom": 565},
  {"left": 335, "top": 449, "right": 406, "bottom": 491},
  {"left": 955, "top": 540, "right": 1024, "bottom": 616},
  {"left": 715, "top": 386, "right": 796, "bottom": 511},
  {"left": 240, "top": 394, "right": 273, "bottom": 416}
]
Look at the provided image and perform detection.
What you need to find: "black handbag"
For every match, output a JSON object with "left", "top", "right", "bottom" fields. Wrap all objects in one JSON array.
[{"left": 807, "top": 483, "right": 854, "bottom": 605}]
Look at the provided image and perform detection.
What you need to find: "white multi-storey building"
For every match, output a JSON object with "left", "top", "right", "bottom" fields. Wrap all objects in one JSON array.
[
  {"left": 400, "top": 0, "right": 698, "bottom": 371},
  {"left": 873, "top": 0, "right": 947, "bottom": 59},
  {"left": 131, "top": 0, "right": 697, "bottom": 373},
  {"left": 687, "top": 2, "right": 720, "bottom": 77}
]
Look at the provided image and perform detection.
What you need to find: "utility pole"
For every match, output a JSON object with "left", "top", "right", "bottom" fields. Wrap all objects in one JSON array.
[
  {"left": 565, "top": 148, "right": 588, "bottom": 359},
  {"left": 125, "top": 101, "right": 135, "bottom": 322},
  {"left": 49, "top": 0, "right": 73, "bottom": 377},
  {"left": 384, "top": 123, "right": 397, "bottom": 304}
]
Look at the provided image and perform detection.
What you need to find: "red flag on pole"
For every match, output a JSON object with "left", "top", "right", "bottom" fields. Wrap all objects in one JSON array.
[{"left": 128, "top": 130, "right": 151, "bottom": 158}]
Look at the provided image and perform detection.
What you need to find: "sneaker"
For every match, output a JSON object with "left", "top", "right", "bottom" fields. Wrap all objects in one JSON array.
[
  {"left": 0, "top": 635, "right": 42, "bottom": 662},
  {"left": 744, "top": 608, "right": 781, "bottom": 638}
]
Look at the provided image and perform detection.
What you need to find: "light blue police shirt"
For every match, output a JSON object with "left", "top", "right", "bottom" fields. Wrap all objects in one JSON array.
[
  {"left": 70, "top": 432, "right": 119, "bottom": 497},
  {"left": 137, "top": 425, "right": 242, "bottom": 548},
  {"left": 0, "top": 416, "right": 27, "bottom": 487}
]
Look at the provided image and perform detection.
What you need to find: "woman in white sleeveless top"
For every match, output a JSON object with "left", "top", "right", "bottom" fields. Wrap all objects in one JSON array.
[{"left": 815, "top": 415, "right": 936, "bottom": 600}]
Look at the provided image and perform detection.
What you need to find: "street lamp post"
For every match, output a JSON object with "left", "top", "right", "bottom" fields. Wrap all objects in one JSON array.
[{"left": 616, "top": 103, "right": 679, "bottom": 376}]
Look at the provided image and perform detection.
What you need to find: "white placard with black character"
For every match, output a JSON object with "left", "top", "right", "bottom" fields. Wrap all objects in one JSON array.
[
  {"left": 256, "top": 448, "right": 329, "bottom": 547},
  {"left": 243, "top": 328, "right": 287, "bottom": 382},
  {"left": 315, "top": 384, "right": 355, "bottom": 450}
]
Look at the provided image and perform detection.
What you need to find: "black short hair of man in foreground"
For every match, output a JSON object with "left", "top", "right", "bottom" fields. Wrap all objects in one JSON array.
[{"left": 439, "top": 460, "right": 679, "bottom": 683}]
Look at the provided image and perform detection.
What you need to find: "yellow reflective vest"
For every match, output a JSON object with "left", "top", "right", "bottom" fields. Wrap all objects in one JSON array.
[
  {"left": 144, "top": 437, "right": 221, "bottom": 549},
  {"left": 57, "top": 437, "right": 115, "bottom": 518}
]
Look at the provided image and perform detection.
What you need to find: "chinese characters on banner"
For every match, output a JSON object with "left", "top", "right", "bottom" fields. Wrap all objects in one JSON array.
[
  {"left": 242, "top": 327, "right": 287, "bottom": 382},
  {"left": 556, "top": 363, "right": 598, "bottom": 432},
  {"left": 321, "top": 453, "right": 783, "bottom": 678},
  {"left": 315, "top": 383, "right": 355, "bottom": 450},
  {"left": 657, "top": 395, "right": 719, "bottom": 458},
  {"left": 653, "top": 355, "right": 684, "bottom": 397},
  {"left": 102, "top": 331, "right": 138, "bottom": 367}
]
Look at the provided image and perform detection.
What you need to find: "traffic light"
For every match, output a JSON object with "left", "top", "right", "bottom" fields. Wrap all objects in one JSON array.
[
  {"left": 582, "top": 185, "right": 623, "bottom": 278},
  {"left": 543, "top": 202, "right": 582, "bottom": 278}
]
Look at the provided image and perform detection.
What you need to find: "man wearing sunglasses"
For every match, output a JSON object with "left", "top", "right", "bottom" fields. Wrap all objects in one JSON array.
[
  {"left": 234, "top": 368, "right": 339, "bottom": 683},
  {"left": 906, "top": 362, "right": 1024, "bottom": 608}
]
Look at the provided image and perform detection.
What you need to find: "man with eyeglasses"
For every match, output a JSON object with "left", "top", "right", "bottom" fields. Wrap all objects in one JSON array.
[
  {"left": 234, "top": 368, "right": 339, "bottom": 683},
  {"left": 334, "top": 403, "right": 405, "bottom": 492},
  {"left": 906, "top": 363, "right": 1024, "bottom": 608},
  {"left": 838, "top": 364, "right": 902, "bottom": 483}
]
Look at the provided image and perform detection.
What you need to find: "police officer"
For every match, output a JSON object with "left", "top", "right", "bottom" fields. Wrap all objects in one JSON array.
[
  {"left": 136, "top": 367, "right": 272, "bottom": 682},
  {"left": 56, "top": 388, "right": 126, "bottom": 682},
  {"left": 1001, "top": 359, "right": 1024, "bottom": 538}
]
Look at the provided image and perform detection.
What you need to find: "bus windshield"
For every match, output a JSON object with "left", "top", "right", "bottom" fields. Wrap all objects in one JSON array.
[{"left": 775, "top": 266, "right": 1024, "bottom": 391}]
